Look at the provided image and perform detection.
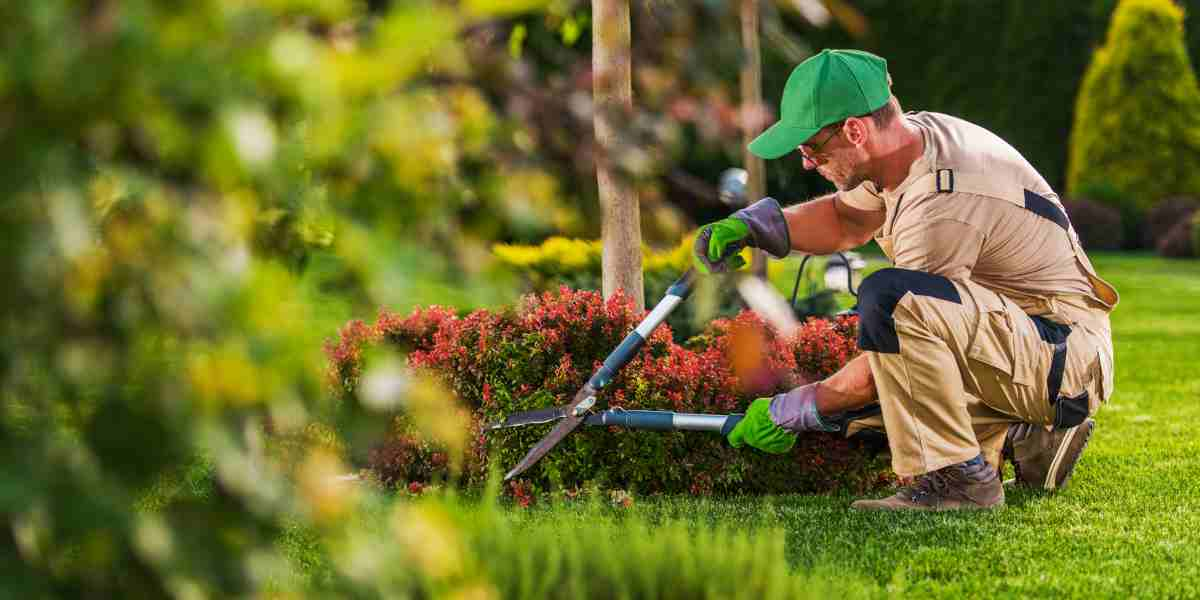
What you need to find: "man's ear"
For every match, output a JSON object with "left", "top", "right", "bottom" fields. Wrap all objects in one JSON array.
[{"left": 843, "top": 117, "right": 870, "bottom": 146}]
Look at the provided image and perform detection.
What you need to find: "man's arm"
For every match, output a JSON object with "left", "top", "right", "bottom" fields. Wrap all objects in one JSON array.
[{"left": 782, "top": 194, "right": 885, "bottom": 255}]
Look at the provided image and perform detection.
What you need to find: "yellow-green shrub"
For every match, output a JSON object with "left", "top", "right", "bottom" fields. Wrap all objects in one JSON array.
[
  {"left": 494, "top": 236, "right": 746, "bottom": 340},
  {"left": 1067, "top": 0, "right": 1200, "bottom": 227},
  {"left": 492, "top": 236, "right": 695, "bottom": 283}
]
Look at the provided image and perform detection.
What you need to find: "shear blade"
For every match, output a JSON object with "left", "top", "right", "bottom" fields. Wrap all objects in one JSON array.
[
  {"left": 502, "top": 384, "right": 596, "bottom": 481},
  {"left": 484, "top": 406, "right": 566, "bottom": 431}
]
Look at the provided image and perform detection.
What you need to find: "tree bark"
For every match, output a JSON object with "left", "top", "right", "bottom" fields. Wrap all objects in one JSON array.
[
  {"left": 593, "top": 0, "right": 644, "bottom": 311},
  {"left": 740, "top": 0, "right": 769, "bottom": 278}
]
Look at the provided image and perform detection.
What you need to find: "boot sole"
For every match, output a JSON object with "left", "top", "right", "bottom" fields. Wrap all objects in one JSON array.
[
  {"left": 1043, "top": 418, "right": 1095, "bottom": 491},
  {"left": 850, "top": 498, "right": 1005, "bottom": 512}
]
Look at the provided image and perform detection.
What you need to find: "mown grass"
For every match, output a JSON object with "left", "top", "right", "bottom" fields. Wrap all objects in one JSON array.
[
  {"left": 617, "top": 252, "right": 1200, "bottom": 598},
  {"left": 285, "top": 253, "right": 1200, "bottom": 598}
]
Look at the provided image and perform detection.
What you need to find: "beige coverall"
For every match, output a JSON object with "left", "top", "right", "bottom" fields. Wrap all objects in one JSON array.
[{"left": 839, "top": 112, "right": 1118, "bottom": 477}]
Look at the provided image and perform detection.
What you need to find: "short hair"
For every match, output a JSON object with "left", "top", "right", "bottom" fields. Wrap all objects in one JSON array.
[{"left": 868, "top": 96, "right": 900, "bottom": 128}]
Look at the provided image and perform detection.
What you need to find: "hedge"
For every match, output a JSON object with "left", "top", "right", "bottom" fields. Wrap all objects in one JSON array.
[{"left": 324, "top": 287, "right": 890, "bottom": 502}]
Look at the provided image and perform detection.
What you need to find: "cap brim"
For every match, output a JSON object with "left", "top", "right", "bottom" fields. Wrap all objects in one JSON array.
[{"left": 747, "top": 122, "right": 820, "bottom": 160}]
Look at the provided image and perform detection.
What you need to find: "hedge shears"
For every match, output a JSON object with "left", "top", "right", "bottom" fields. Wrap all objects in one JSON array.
[
  {"left": 492, "top": 267, "right": 881, "bottom": 481},
  {"left": 496, "top": 269, "right": 713, "bottom": 482}
]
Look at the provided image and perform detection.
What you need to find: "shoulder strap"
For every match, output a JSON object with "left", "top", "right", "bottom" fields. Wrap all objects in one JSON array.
[
  {"left": 905, "top": 169, "right": 1026, "bottom": 207},
  {"left": 905, "top": 169, "right": 1119, "bottom": 310}
]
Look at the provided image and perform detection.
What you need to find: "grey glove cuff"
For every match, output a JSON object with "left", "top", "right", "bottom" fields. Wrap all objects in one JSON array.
[
  {"left": 768, "top": 383, "right": 841, "bottom": 433},
  {"left": 733, "top": 197, "right": 792, "bottom": 259}
]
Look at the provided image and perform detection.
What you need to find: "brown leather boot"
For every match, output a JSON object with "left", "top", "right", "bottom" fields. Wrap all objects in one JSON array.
[
  {"left": 851, "top": 459, "right": 1004, "bottom": 511},
  {"left": 1003, "top": 419, "right": 1095, "bottom": 492}
]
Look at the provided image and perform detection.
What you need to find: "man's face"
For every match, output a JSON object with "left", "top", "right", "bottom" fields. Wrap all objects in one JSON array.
[{"left": 798, "top": 122, "right": 869, "bottom": 191}]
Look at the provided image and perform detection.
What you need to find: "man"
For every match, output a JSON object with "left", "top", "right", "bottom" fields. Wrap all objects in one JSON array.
[{"left": 695, "top": 49, "right": 1118, "bottom": 511}]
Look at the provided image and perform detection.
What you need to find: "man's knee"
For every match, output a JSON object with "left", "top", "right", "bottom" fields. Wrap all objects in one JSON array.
[{"left": 857, "top": 268, "right": 962, "bottom": 354}]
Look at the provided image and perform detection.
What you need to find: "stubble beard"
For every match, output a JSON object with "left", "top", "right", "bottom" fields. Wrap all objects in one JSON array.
[
  {"left": 817, "top": 151, "right": 869, "bottom": 192},
  {"left": 825, "top": 167, "right": 868, "bottom": 192}
]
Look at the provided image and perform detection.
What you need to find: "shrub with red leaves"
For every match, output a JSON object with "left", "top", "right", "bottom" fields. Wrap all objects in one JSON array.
[
  {"left": 325, "top": 287, "right": 891, "bottom": 501},
  {"left": 792, "top": 315, "right": 861, "bottom": 381},
  {"left": 1144, "top": 196, "right": 1199, "bottom": 250},
  {"left": 323, "top": 319, "right": 378, "bottom": 396},
  {"left": 1158, "top": 220, "right": 1197, "bottom": 258},
  {"left": 365, "top": 418, "right": 452, "bottom": 488}
]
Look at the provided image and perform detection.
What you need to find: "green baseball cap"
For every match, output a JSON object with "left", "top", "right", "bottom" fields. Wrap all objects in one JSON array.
[{"left": 748, "top": 49, "right": 891, "bottom": 160}]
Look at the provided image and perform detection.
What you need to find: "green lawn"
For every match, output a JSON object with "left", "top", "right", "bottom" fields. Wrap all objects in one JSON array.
[
  {"left": 614, "top": 253, "right": 1200, "bottom": 597},
  {"left": 285, "top": 253, "right": 1200, "bottom": 598}
]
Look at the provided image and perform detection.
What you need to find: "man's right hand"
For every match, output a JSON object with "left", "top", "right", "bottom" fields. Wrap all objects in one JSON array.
[{"left": 692, "top": 217, "right": 751, "bottom": 274}]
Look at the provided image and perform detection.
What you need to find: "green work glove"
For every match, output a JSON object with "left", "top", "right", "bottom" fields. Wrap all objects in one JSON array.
[
  {"left": 726, "top": 397, "right": 797, "bottom": 454},
  {"left": 691, "top": 198, "right": 792, "bottom": 275},
  {"left": 692, "top": 217, "right": 750, "bottom": 275}
]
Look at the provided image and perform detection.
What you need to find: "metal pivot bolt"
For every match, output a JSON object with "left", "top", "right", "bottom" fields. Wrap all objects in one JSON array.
[{"left": 572, "top": 395, "right": 596, "bottom": 417}]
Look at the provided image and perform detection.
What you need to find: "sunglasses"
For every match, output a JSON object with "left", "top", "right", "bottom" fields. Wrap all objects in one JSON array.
[{"left": 797, "top": 123, "right": 844, "bottom": 161}]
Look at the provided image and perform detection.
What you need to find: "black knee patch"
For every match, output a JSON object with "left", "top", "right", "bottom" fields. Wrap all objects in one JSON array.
[{"left": 857, "top": 268, "right": 961, "bottom": 354}]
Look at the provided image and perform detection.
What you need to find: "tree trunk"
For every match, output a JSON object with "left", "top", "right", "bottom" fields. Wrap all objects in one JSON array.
[
  {"left": 593, "top": 0, "right": 644, "bottom": 312},
  {"left": 740, "top": 0, "right": 769, "bottom": 278}
]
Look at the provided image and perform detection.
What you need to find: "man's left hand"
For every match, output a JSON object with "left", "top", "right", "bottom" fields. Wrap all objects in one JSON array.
[{"left": 692, "top": 217, "right": 750, "bottom": 275}]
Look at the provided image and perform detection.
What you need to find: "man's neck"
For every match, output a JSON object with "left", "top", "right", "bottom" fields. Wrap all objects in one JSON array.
[{"left": 869, "top": 120, "right": 925, "bottom": 193}]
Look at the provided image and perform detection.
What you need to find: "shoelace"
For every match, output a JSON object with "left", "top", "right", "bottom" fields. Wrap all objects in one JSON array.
[{"left": 909, "top": 469, "right": 954, "bottom": 503}]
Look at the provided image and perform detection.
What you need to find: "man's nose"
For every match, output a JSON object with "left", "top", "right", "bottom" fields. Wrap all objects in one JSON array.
[{"left": 801, "top": 154, "right": 820, "bottom": 170}]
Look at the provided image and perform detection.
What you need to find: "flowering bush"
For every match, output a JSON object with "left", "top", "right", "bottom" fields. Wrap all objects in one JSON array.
[{"left": 325, "top": 287, "right": 891, "bottom": 501}]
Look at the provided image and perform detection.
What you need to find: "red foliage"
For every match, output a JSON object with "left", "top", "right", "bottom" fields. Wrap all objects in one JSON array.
[
  {"left": 1144, "top": 196, "right": 1199, "bottom": 250},
  {"left": 790, "top": 315, "right": 861, "bottom": 382},
  {"left": 322, "top": 319, "right": 378, "bottom": 394},
  {"left": 1158, "top": 220, "right": 1196, "bottom": 258},
  {"left": 376, "top": 305, "right": 457, "bottom": 350},
  {"left": 509, "top": 480, "right": 534, "bottom": 508},
  {"left": 324, "top": 287, "right": 889, "bottom": 501}
]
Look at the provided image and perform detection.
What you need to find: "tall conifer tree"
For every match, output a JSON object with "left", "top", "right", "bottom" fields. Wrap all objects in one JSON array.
[{"left": 1068, "top": 0, "right": 1200, "bottom": 226}]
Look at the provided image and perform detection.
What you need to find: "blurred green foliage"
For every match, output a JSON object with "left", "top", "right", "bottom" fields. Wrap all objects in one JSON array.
[
  {"left": 0, "top": 0, "right": 560, "bottom": 596},
  {"left": 0, "top": 0, "right": 873, "bottom": 595},
  {"left": 1067, "top": 0, "right": 1200, "bottom": 235},
  {"left": 277, "top": 485, "right": 879, "bottom": 599}
]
